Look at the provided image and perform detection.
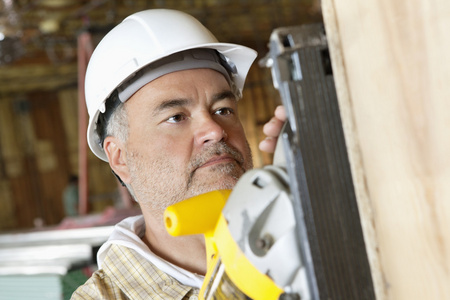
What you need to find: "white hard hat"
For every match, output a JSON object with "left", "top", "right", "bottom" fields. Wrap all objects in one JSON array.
[{"left": 85, "top": 9, "right": 258, "bottom": 161}]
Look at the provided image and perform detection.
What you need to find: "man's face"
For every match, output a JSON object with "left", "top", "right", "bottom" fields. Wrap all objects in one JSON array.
[{"left": 123, "top": 68, "right": 253, "bottom": 214}]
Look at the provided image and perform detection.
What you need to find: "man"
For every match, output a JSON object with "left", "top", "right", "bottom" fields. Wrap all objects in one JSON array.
[{"left": 72, "top": 9, "right": 285, "bottom": 299}]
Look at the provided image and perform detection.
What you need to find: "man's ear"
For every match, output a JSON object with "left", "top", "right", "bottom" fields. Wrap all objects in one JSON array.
[{"left": 103, "top": 136, "right": 131, "bottom": 184}]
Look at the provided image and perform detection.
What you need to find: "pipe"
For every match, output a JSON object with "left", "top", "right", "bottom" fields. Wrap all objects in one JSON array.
[{"left": 77, "top": 32, "right": 93, "bottom": 215}]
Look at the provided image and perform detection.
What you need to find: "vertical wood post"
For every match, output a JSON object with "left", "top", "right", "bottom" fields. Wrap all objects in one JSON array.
[{"left": 77, "top": 32, "right": 93, "bottom": 215}]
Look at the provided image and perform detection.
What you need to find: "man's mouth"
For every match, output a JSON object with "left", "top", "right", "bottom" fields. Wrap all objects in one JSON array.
[
  {"left": 197, "top": 154, "right": 236, "bottom": 169},
  {"left": 186, "top": 142, "right": 246, "bottom": 188}
]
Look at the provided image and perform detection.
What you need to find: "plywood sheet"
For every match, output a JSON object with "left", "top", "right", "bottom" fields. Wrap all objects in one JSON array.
[{"left": 322, "top": 0, "right": 450, "bottom": 298}]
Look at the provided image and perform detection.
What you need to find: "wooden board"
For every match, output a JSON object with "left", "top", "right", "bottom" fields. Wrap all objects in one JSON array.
[{"left": 322, "top": 0, "right": 450, "bottom": 299}]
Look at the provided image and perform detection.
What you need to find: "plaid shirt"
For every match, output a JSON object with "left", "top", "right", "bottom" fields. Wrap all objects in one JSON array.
[{"left": 71, "top": 244, "right": 199, "bottom": 300}]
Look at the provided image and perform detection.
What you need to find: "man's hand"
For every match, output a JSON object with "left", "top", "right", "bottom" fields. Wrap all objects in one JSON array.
[{"left": 259, "top": 105, "right": 287, "bottom": 153}]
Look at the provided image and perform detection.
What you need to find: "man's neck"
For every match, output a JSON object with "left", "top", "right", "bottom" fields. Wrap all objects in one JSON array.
[{"left": 142, "top": 210, "right": 207, "bottom": 275}]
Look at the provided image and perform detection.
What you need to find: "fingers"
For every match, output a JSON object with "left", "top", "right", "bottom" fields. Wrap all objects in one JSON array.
[
  {"left": 262, "top": 115, "right": 285, "bottom": 137},
  {"left": 258, "top": 105, "right": 287, "bottom": 154},
  {"left": 274, "top": 105, "right": 287, "bottom": 122},
  {"left": 259, "top": 137, "right": 278, "bottom": 153}
]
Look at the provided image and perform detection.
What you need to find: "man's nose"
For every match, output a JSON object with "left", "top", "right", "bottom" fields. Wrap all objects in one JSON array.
[{"left": 194, "top": 115, "right": 227, "bottom": 146}]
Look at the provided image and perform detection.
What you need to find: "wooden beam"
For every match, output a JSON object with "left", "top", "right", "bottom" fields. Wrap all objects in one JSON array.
[
  {"left": 77, "top": 32, "right": 93, "bottom": 215},
  {"left": 322, "top": 0, "right": 450, "bottom": 298},
  {"left": 0, "top": 64, "right": 77, "bottom": 93}
]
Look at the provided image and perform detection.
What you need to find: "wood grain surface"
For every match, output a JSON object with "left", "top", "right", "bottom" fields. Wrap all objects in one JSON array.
[{"left": 322, "top": 0, "right": 450, "bottom": 298}]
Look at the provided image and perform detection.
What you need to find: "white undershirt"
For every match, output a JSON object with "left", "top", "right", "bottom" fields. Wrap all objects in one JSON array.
[{"left": 97, "top": 215, "right": 205, "bottom": 288}]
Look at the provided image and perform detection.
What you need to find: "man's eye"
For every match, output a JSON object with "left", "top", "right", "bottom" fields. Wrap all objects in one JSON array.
[
  {"left": 167, "top": 114, "right": 187, "bottom": 123},
  {"left": 214, "top": 107, "right": 234, "bottom": 116}
]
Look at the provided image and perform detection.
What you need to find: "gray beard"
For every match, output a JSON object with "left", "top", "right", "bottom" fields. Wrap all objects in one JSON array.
[{"left": 127, "top": 141, "right": 253, "bottom": 218}]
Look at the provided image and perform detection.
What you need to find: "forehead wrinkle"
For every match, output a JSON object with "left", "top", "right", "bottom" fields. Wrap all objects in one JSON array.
[
  {"left": 212, "top": 90, "right": 237, "bottom": 103},
  {"left": 152, "top": 98, "right": 191, "bottom": 117},
  {"left": 149, "top": 86, "right": 235, "bottom": 119}
]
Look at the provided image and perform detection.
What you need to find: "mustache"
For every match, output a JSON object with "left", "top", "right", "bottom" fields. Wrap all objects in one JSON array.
[{"left": 187, "top": 141, "right": 245, "bottom": 174}]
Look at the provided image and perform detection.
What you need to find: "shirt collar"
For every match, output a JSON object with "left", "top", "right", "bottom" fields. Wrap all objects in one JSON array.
[{"left": 102, "top": 244, "right": 199, "bottom": 300}]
